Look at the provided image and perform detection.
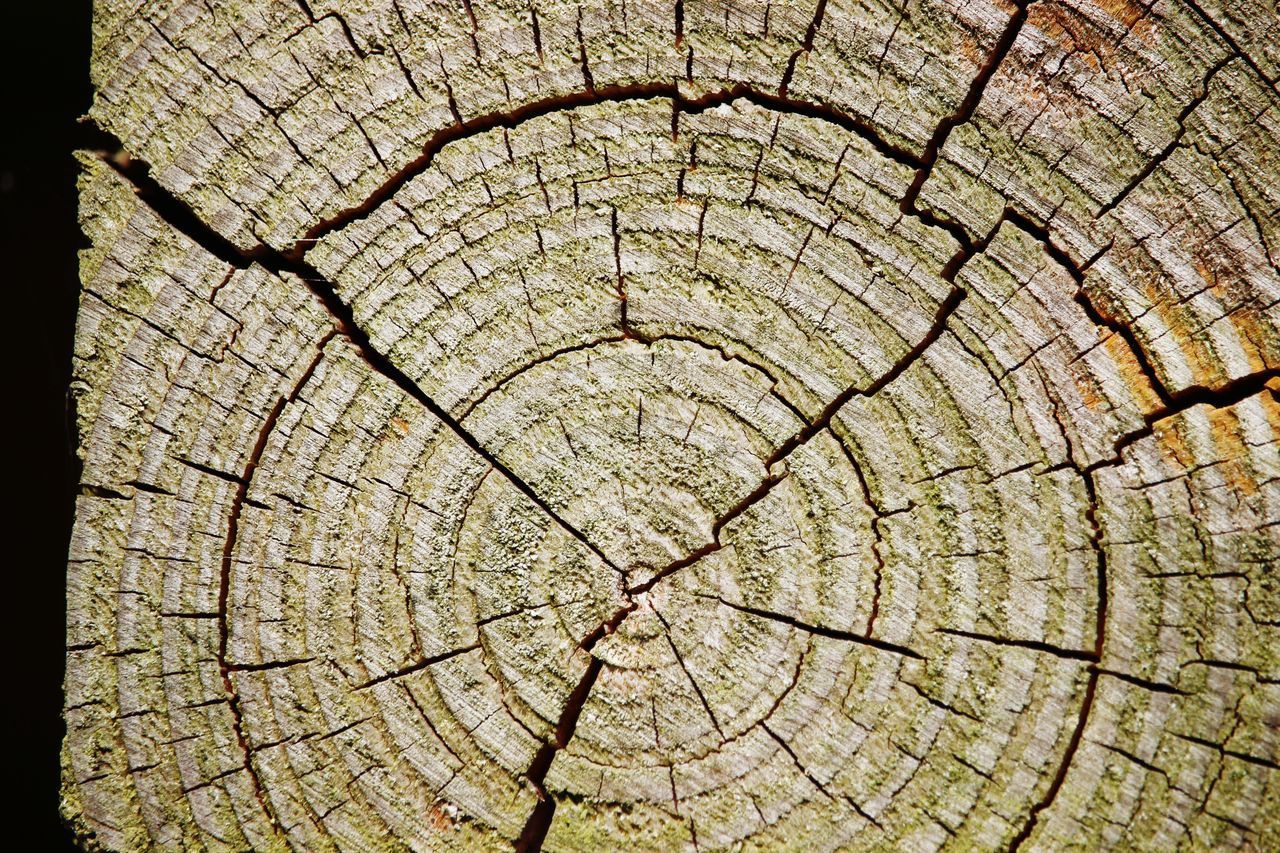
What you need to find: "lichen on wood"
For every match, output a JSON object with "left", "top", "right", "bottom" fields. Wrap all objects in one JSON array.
[{"left": 66, "top": 0, "right": 1278, "bottom": 849}]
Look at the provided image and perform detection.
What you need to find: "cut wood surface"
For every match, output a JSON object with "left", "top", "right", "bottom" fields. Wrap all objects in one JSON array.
[{"left": 65, "top": 0, "right": 1279, "bottom": 849}]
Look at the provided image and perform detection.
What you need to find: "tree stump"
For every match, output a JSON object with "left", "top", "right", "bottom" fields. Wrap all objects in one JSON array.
[{"left": 65, "top": 0, "right": 1279, "bottom": 849}]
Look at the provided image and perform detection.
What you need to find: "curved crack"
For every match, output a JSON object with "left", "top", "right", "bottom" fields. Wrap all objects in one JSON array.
[
  {"left": 214, "top": 331, "right": 334, "bottom": 839},
  {"left": 1006, "top": 355, "right": 1110, "bottom": 851},
  {"left": 287, "top": 80, "right": 923, "bottom": 262}
]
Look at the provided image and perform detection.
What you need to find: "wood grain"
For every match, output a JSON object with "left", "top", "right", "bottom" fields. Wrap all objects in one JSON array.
[{"left": 66, "top": 0, "right": 1278, "bottom": 849}]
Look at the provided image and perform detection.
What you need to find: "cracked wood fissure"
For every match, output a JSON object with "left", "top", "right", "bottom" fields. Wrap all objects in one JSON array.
[
  {"left": 67, "top": 1, "right": 1278, "bottom": 851},
  {"left": 213, "top": 329, "right": 334, "bottom": 843}
]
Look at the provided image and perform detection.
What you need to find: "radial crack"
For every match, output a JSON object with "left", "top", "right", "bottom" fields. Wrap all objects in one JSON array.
[
  {"left": 514, "top": 656, "right": 605, "bottom": 851},
  {"left": 777, "top": 0, "right": 829, "bottom": 96},
  {"left": 765, "top": 285, "right": 966, "bottom": 467},
  {"left": 1096, "top": 54, "right": 1232, "bottom": 217},
  {"left": 1007, "top": 356, "right": 1109, "bottom": 851},
  {"left": 706, "top": 595, "right": 925, "bottom": 660},
  {"left": 993, "top": 211, "right": 1279, "bottom": 466},
  {"left": 900, "top": 0, "right": 1029, "bottom": 216},
  {"left": 937, "top": 627, "right": 1098, "bottom": 663},
  {"left": 654, "top": 608, "right": 726, "bottom": 738},
  {"left": 355, "top": 644, "right": 482, "bottom": 689},
  {"left": 628, "top": 284, "right": 964, "bottom": 598},
  {"left": 1106, "top": 368, "right": 1280, "bottom": 461},
  {"left": 761, "top": 722, "right": 881, "bottom": 828},
  {"left": 90, "top": 133, "right": 626, "bottom": 580},
  {"left": 628, "top": 466, "right": 789, "bottom": 595}
]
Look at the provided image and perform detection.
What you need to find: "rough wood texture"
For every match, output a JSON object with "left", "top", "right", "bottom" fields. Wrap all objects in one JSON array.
[{"left": 66, "top": 0, "right": 1279, "bottom": 849}]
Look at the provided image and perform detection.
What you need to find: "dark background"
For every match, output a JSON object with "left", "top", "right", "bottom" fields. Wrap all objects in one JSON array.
[{"left": 3, "top": 2, "right": 93, "bottom": 848}]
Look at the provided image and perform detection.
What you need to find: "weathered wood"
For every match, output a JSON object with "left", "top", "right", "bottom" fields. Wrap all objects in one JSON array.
[{"left": 66, "top": 0, "right": 1278, "bottom": 849}]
